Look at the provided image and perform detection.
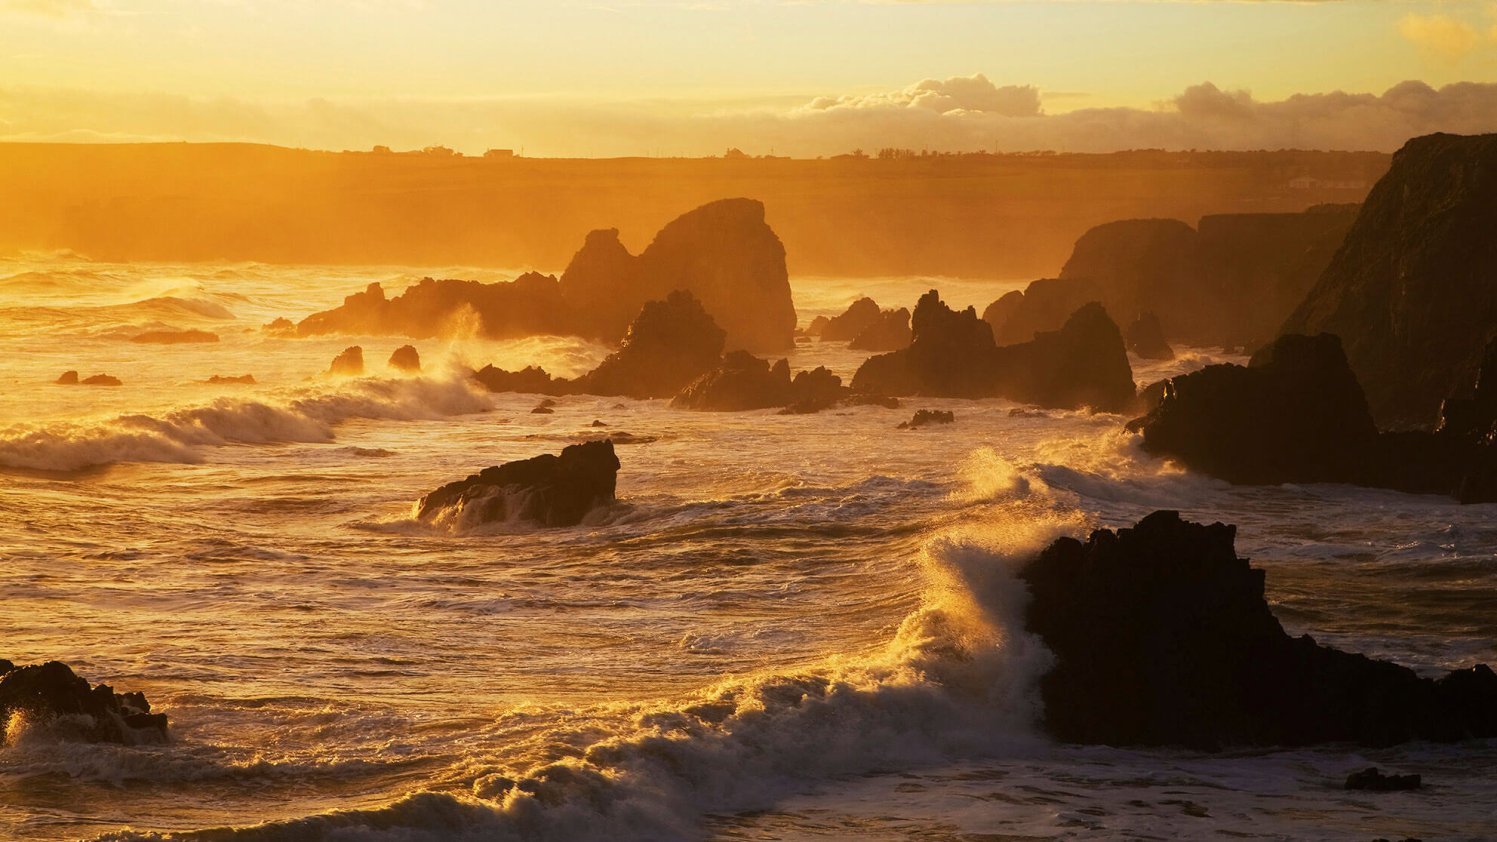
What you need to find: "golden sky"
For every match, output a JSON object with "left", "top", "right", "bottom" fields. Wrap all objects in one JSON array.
[{"left": 2, "top": 0, "right": 1496, "bottom": 155}]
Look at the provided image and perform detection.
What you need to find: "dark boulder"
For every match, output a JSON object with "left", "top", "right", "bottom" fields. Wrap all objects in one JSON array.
[
  {"left": 571, "top": 291, "right": 726, "bottom": 399},
  {"left": 1345, "top": 768, "right": 1422, "bottom": 792},
  {"left": 415, "top": 440, "right": 620, "bottom": 528},
  {"left": 327, "top": 346, "right": 364, "bottom": 376},
  {"left": 473, "top": 365, "right": 568, "bottom": 396},
  {"left": 897, "top": 409, "right": 954, "bottom": 429},
  {"left": 1282, "top": 134, "right": 1497, "bottom": 427},
  {"left": 849, "top": 307, "right": 912, "bottom": 352},
  {"left": 388, "top": 345, "right": 421, "bottom": 372},
  {"left": 820, "top": 297, "right": 883, "bottom": 342},
  {"left": 1125, "top": 312, "right": 1174, "bottom": 360},
  {"left": 1129, "top": 332, "right": 1497, "bottom": 501},
  {"left": 1019, "top": 511, "right": 1497, "bottom": 749},
  {"left": 783, "top": 366, "right": 845, "bottom": 413},
  {"left": 672, "top": 351, "right": 793, "bottom": 411},
  {"left": 0, "top": 660, "right": 167, "bottom": 744},
  {"left": 852, "top": 291, "right": 1136, "bottom": 413}
]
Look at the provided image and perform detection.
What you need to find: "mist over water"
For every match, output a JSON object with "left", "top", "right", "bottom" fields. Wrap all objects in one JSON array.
[{"left": 2, "top": 258, "right": 1495, "bottom": 841}]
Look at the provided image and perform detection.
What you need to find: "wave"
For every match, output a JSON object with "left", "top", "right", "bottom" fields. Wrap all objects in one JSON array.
[
  {"left": 0, "top": 377, "right": 491, "bottom": 472},
  {"left": 99, "top": 464, "right": 1076, "bottom": 841}
]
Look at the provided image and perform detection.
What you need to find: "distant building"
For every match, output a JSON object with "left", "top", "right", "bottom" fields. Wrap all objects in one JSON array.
[{"left": 484, "top": 149, "right": 516, "bottom": 159}]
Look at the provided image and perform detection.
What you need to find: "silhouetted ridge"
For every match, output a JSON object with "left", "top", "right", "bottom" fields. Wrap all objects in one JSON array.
[{"left": 1282, "top": 133, "right": 1497, "bottom": 427}]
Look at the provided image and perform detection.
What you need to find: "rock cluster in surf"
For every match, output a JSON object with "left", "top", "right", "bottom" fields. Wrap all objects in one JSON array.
[
  {"left": 416, "top": 439, "right": 621, "bottom": 528},
  {"left": 1019, "top": 510, "right": 1497, "bottom": 749},
  {"left": 0, "top": 659, "right": 168, "bottom": 744},
  {"left": 295, "top": 199, "right": 795, "bottom": 353}
]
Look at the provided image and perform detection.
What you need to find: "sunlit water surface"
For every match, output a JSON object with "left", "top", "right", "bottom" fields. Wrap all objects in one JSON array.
[{"left": 0, "top": 258, "right": 1494, "bottom": 841}]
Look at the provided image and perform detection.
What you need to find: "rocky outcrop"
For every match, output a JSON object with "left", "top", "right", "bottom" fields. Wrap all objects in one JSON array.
[
  {"left": 671, "top": 351, "right": 848, "bottom": 412},
  {"left": 852, "top": 291, "right": 1136, "bottom": 413},
  {"left": 1282, "top": 133, "right": 1497, "bottom": 427},
  {"left": 849, "top": 307, "right": 912, "bottom": 352},
  {"left": 473, "top": 364, "right": 567, "bottom": 396},
  {"left": 1128, "top": 333, "right": 1497, "bottom": 501},
  {"left": 572, "top": 291, "right": 727, "bottom": 399},
  {"left": 897, "top": 409, "right": 953, "bottom": 429},
  {"left": 55, "top": 371, "right": 78, "bottom": 385},
  {"left": 987, "top": 207, "right": 1357, "bottom": 348},
  {"left": 0, "top": 659, "right": 168, "bottom": 744},
  {"left": 61, "top": 373, "right": 122, "bottom": 386},
  {"left": 1019, "top": 511, "right": 1497, "bottom": 749},
  {"left": 804, "top": 315, "right": 831, "bottom": 338},
  {"left": 1124, "top": 312, "right": 1174, "bottom": 361},
  {"left": 295, "top": 199, "right": 796, "bottom": 353},
  {"left": 819, "top": 298, "right": 882, "bottom": 342},
  {"left": 388, "top": 345, "right": 421, "bottom": 372},
  {"left": 327, "top": 346, "right": 364, "bottom": 376},
  {"left": 129, "top": 329, "right": 218, "bottom": 344},
  {"left": 206, "top": 375, "right": 256, "bottom": 385},
  {"left": 415, "top": 440, "right": 620, "bottom": 528},
  {"left": 560, "top": 199, "right": 795, "bottom": 352}
]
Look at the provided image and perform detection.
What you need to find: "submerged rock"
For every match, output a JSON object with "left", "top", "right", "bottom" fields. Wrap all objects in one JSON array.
[
  {"left": 81, "top": 374, "right": 122, "bottom": 386},
  {"left": 415, "top": 440, "right": 620, "bottom": 528},
  {"left": 388, "top": 345, "right": 421, "bottom": 372},
  {"left": 1124, "top": 312, "right": 1174, "bottom": 360},
  {"left": 897, "top": 409, "right": 954, "bottom": 429},
  {"left": 327, "top": 346, "right": 364, "bottom": 376},
  {"left": 55, "top": 370, "right": 78, "bottom": 385},
  {"left": 1283, "top": 133, "right": 1497, "bottom": 427},
  {"left": 0, "top": 660, "right": 168, "bottom": 744},
  {"left": 852, "top": 291, "right": 1136, "bottom": 413},
  {"left": 206, "top": 375, "right": 256, "bottom": 385},
  {"left": 1019, "top": 511, "right": 1497, "bottom": 749},
  {"left": 130, "top": 329, "right": 219, "bottom": 344}
]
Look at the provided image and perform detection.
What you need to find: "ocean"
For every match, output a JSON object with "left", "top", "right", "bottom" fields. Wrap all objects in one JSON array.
[{"left": 1, "top": 258, "right": 1494, "bottom": 841}]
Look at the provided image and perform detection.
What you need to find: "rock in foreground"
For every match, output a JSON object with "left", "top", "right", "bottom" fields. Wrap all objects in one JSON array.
[
  {"left": 0, "top": 659, "right": 168, "bottom": 744},
  {"left": 1019, "top": 511, "right": 1497, "bottom": 749},
  {"left": 415, "top": 440, "right": 620, "bottom": 528}
]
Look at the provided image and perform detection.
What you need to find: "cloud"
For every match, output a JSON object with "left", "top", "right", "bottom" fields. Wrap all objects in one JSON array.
[
  {"left": 1399, "top": 13, "right": 1483, "bottom": 60},
  {"left": 4, "top": 76, "right": 1497, "bottom": 156}
]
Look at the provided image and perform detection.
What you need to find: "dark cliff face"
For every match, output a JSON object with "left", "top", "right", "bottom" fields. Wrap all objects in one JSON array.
[
  {"left": 563, "top": 198, "right": 796, "bottom": 353},
  {"left": 1282, "top": 133, "right": 1497, "bottom": 428}
]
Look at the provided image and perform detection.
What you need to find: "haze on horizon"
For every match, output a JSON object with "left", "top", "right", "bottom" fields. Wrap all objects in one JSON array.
[{"left": 3, "top": 0, "right": 1497, "bottom": 157}]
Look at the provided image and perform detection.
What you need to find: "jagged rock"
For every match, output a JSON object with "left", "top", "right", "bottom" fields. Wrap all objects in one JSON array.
[
  {"left": 672, "top": 351, "right": 793, "bottom": 411},
  {"left": 81, "top": 374, "right": 121, "bottom": 386},
  {"left": 783, "top": 367, "right": 845, "bottom": 413},
  {"left": 820, "top": 298, "right": 883, "bottom": 342},
  {"left": 897, "top": 409, "right": 954, "bottom": 429},
  {"left": 561, "top": 199, "right": 795, "bottom": 352},
  {"left": 1125, "top": 312, "right": 1174, "bottom": 360},
  {"left": 1283, "top": 133, "right": 1497, "bottom": 427},
  {"left": 415, "top": 440, "right": 620, "bottom": 528},
  {"left": 327, "top": 346, "right": 364, "bottom": 376},
  {"left": 0, "top": 660, "right": 168, "bottom": 744},
  {"left": 1345, "top": 768, "right": 1422, "bottom": 792},
  {"left": 1019, "top": 511, "right": 1497, "bottom": 749},
  {"left": 129, "top": 329, "right": 218, "bottom": 344},
  {"left": 55, "top": 370, "right": 78, "bottom": 385},
  {"left": 1128, "top": 333, "right": 1497, "bottom": 500},
  {"left": 473, "top": 365, "right": 566, "bottom": 395},
  {"left": 298, "top": 274, "right": 568, "bottom": 340},
  {"left": 572, "top": 291, "right": 727, "bottom": 399},
  {"left": 388, "top": 345, "right": 421, "bottom": 372},
  {"left": 206, "top": 375, "right": 256, "bottom": 385},
  {"left": 852, "top": 291, "right": 1136, "bottom": 413},
  {"left": 849, "top": 307, "right": 912, "bottom": 352},
  {"left": 805, "top": 315, "right": 831, "bottom": 337}
]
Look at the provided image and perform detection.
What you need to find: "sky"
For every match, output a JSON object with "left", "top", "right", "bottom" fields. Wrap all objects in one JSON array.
[{"left": 2, "top": 0, "right": 1496, "bottom": 155}]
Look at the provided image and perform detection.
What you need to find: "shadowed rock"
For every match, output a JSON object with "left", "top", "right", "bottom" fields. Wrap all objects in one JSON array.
[
  {"left": 55, "top": 371, "right": 78, "bottom": 385},
  {"left": 672, "top": 351, "right": 793, "bottom": 411},
  {"left": 0, "top": 660, "right": 168, "bottom": 744},
  {"left": 1345, "top": 768, "right": 1422, "bottom": 792},
  {"left": 819, "top": 297, "right": 883, "bottom": 342},
  {"left": 1125, "top": 312, "right": 1174, "bottom": 360},
  {"left": 897, "top": 409, "right": 954, "bottom": 429},
  {"left": 327, "top": 346, "right": 364, "bottom": 376},
  {"left": 852, "top": 290, "right": 1136, "bottom": 412},
  {"left": 1283, "top": 133, "right": 1497, "bottom": 427},
  {"left": 298, "top": 275, "right": 568, "bottom": 341},
  {"left": 130, "top": 329, "right": 219, "bottom": 344},
  {"left": 388, "top": 345, "right": 421, "bottom": 372},
  {"left": 206, "top": 375, "right": 256, "bottom": 385},
  {"left": 415, "top": 440, "right": 620, "bottom": 528},
  {"left": 1019, "top": 510, "right": 1497, "bottom": 749},
  {"left": 849, "top": 307, "right": 912, "bottom": 352},
  {"left": 804, "top": 315, "right": 831, "bottom": 338},
  {"left": 473, "top": 365, "right": 567, "bottom": 396},
  {"left": 571, "top": 291, "right": 726, "bottom": 399},
  {"left": 1127, "top": 333, "right": 1497, "bottom": 501},
  {"left": 81, "top": 374, "right": 121, "bottom": 386}
]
